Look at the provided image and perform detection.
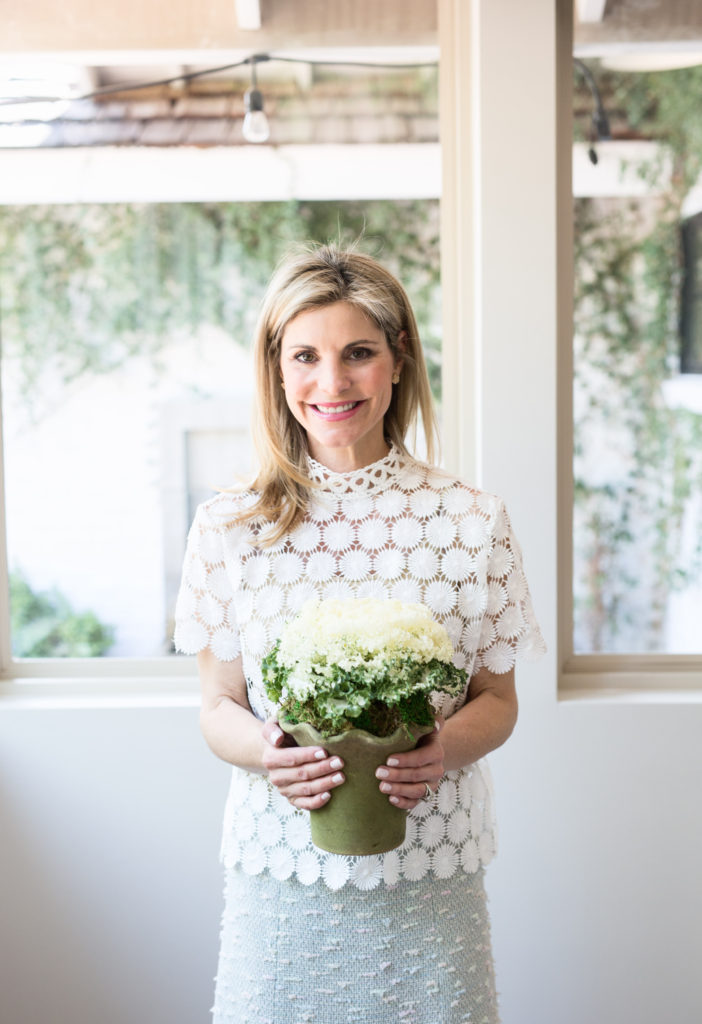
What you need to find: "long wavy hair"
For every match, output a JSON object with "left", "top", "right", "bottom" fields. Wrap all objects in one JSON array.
[{"left": 240, "top": 243, "right": 439, "bottom": 543}]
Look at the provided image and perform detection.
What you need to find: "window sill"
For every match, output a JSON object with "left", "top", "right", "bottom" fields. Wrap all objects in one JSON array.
[
  {"left": 559, "top": 654, "right": 702, "bottom": 704},
  {"left": 0, "top": 658, "right": 200, "bottom": 710}
]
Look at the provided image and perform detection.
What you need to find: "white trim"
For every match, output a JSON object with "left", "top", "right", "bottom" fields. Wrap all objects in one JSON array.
[
  {"left": 559, "top": 686, "right": 702, "bottom": 705},
  {"left": 0, "top": 362, "right": 10, "bottom": 676},
  {"left": 562, "top": 655, "right": 702, "bottom": 694},
  {"left": 0, "top": 673, "right": 200, "bottom": 710},
  {"left": 572, "top": 141, "right": 669, "bottom": 197},
  {"left": 1, "top": 46, "right": 440, "bottom": 67},
  {"left": 234, "top": 0, "right": 262, "bottom": 32},
  {"left": 576, "top": 0, "right": 607, "bottom": 24},
  {"left": 438, "top": 0, "right": 478, "bottom": 482},
  {"left": 3, "top": 656, "right": 195, "bottom": 677},
  {"left": 0, "top": 143, "right": 441, "bottom": 204}
]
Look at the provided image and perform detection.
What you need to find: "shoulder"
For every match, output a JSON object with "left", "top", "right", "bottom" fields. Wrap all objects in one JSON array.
[
  {"left": 198, "top": 488, "right": 258, "bottom": 520},
  {"left": 405, "top": 459, "right": 505, "bottom": 519},
  {"left": 190, "top": 488, "right": 266, "bottom": 546}
]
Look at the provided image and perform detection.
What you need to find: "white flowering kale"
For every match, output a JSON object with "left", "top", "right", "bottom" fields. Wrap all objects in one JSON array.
[{"left": 262, "top": 598, "right": 466, "bottom": 738}]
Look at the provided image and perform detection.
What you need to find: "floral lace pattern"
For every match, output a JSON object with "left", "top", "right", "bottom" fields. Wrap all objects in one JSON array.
[{"left": 175, "top": 448, "right": 546, "bottom": 889}]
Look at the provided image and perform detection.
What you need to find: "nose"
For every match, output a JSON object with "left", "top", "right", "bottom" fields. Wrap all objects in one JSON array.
[{"left": 318, "top": 356, "right": 350, "bottom": 395}]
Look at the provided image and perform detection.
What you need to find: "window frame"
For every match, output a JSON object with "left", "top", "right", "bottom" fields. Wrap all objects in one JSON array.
[{"left": 559, "top": 3, "right": 702, "bottom": 697}]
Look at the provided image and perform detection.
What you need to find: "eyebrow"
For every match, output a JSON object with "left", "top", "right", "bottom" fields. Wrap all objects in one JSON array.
[{"left": 284, "top": 338, "right": 382, "bottom": 350}]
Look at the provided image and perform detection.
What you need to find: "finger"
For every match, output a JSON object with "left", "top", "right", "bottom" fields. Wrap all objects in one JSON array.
[
  {"left": 261, "top": 719, "right": 288, "bottom": 747},
  {"left": 278, "top": 767, "right": 347, "bottom": 810},
  {"left": 262, "top": 742, "right": 329, "bottom": 770},
  {"left": 386, "top": 790, "right": 427, "bottom": 810},
  {"left": 268, "top": 755, "right": 345, "bottom": 790},
  {"left": 379, "top": 778, "right": 437, "bottom": 810},
  {"left": 384, "top": 740, "right": 442, "bottom": 771},
  {"left": 378, "top": 770, "right": 442, "bottom": 799}
]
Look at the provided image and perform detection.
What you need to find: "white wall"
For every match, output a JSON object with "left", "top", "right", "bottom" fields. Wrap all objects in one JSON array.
[
  {"left": 0, "top": 703, "right": 230, "bottom": 1024},
  {"left": 488, "top": 680, "right": 702, "bottom": 1023},
  {"left": 2, "top": 683, "right": 701, "bottom": 1024}
]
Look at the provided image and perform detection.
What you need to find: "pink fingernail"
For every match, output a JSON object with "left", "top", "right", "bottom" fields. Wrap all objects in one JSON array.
[
  {"left": 329, "top": 757, "right": 343, "bottom": 769},
  {"left": 320, "top": 792, "right": 331, "bottom": 802},
  {"left": 389, "top": 796, "right": 400, "bottom": 805},
  {"left": 387, "top": 758, "right": 399, "bottom": 767},
  {"left": 271, "top": 728, "right": 283, "bottom": 743},
  {"left": 314, "top": 749, "right": 327, "bottom": 760}
]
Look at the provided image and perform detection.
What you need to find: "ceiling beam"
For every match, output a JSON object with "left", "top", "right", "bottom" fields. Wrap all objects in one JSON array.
[
  {"left": 576, "top": 0, "right": 607, "bottom": 24},
  {"left": 0, "top": 143, "right": 441, "bottom": 204},
  {"left": 234, "top": 0, "right": 261, "bottom": 31}
]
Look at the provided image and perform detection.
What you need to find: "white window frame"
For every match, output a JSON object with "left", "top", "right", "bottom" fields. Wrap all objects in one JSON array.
[{"left": 558, "top": 3, "right": 702, "bottom": 698}]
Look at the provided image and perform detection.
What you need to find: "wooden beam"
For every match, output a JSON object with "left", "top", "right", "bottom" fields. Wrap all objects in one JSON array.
[
  {"left": 234, "top": 0, "right": 261, "bottom": 31},
  {"left": 576, "top": 0, "right": 607, "bottom": 24}
]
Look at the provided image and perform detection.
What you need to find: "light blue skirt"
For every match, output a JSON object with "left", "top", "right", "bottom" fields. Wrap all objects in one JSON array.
[{"left": 212, "top": 867, "right": 499, "bottom": 1024}]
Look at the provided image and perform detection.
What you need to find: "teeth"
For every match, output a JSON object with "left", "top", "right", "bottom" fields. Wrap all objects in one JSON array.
[{"left": 316, "top": 402, "right": 357, "bottom": 413}]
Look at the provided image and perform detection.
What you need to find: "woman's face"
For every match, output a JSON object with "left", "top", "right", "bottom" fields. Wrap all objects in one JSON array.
[{"left": 279, "top": 300, "right": 402, "bottom": 472}]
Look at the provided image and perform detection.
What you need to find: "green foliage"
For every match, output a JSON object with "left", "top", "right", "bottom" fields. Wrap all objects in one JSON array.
[
  {"left": 9, "top": 571, "right": 114, "bottom": 657},
  {"left": 262, "top": 641, "right": 465, "bottom": 739},
  {"left": 0, "top": 199, "right": 441, "bottom": 412},
  {"left": 573, "top": 65, "right": 702, "bottom": 651}
]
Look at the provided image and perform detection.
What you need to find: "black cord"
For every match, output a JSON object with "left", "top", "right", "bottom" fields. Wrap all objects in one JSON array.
[{"left": 0, "top": 52, "right": 438, "bottom": 109}]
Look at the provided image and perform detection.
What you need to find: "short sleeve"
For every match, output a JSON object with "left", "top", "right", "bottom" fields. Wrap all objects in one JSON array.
[
  {"left": 474, "top": 499, "right": 546, "bottom": 674},
  {"left": 173, "top": 501, "right": 241, "bottom": 661}
]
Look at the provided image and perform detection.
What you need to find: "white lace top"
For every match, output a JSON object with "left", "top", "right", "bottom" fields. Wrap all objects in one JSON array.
[{"left": 175, "top": 447, "right": 545, "bottom": 891}]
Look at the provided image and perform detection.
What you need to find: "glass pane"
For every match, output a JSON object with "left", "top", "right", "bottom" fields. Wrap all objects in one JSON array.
[
  {"left": 572, "top": 61, "right": 702, "bottom": 653},
  {"left": 1, "top": 200, "right": 440, "bottom": 657}
]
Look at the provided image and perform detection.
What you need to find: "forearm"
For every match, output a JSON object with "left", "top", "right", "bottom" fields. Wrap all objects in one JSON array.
[
  {"left": 440, "top": 687, "right": 518, "bottom": 772},
  {"left": 200, "top": 695, "right": 269, "bottom": 773}
]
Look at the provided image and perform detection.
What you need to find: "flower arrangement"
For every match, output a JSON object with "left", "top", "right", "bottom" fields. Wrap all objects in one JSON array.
[{"left": 262, "top": 597, "right": 466, "bottom": 739}]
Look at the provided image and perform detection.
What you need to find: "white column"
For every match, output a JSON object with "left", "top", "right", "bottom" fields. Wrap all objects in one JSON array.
[
  {"left": 438, "top": 0, "right": 478, "bottom": 481},
  {"left": 438, "top": 0, "right": 560, "bottom": 662}
]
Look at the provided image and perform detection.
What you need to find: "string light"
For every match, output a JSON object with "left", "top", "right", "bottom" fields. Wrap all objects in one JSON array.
[
  {"left": 0, "top": 52, "right": 439, "bottom": 144},
  {"left": 574, "top": 58, "right": 612, "bottom": 165},
  {"left": 242, "top": 55, "right": 270, "bottom": 143}
]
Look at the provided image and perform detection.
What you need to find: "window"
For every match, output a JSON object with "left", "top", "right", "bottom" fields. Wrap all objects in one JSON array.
[
  {"left": 0, "top": 198, "right": 441, "bottom": 674},
  {"left": 571, "top": 70, "right": 702, "bottom": 658},
  {"left": 562, "top": 2, "right": 702, "bottom": 693}
]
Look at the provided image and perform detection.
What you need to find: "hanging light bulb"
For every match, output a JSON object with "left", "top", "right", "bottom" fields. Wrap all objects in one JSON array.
[{"left": 242, "top": 57, "right": 270, "bottom": 143}]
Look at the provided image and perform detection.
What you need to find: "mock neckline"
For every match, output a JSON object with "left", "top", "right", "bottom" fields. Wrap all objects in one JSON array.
[{"left": 306, "top": 444, "right": 405, "bottom": 495}]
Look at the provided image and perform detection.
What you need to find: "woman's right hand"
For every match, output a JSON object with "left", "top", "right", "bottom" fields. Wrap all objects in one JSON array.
[{"left": 261, "top": 720, "right": 346, "bottom": 811}]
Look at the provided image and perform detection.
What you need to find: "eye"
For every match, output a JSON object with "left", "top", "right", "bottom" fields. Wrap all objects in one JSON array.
[
  {"left": 293, "top": 350, "right": 317, "bottom": 364},
  {"left": 347, "top": 346, "right": 373, "bottom": 361}
]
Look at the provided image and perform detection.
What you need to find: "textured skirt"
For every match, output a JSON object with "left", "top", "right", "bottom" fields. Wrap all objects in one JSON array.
[{"left": 212, "top": 866, "right": 499, "bottom": 1024}]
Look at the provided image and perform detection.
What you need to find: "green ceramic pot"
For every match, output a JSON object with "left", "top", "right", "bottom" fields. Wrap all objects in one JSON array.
[{"left": 280, "top": 718, "right": 434, "bottom": 856}]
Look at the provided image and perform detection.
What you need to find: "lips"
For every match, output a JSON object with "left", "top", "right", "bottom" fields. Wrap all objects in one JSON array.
[
  {"left": 310, "top": 400, "right": 363, "bottom": 420},
  {"left": 317, "top": 401, "right": 360, "bottom": 413}
]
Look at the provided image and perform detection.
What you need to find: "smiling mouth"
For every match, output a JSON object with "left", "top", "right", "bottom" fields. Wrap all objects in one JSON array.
[{"left": 314, "top": 402, "right": 359, "bottom": 413}]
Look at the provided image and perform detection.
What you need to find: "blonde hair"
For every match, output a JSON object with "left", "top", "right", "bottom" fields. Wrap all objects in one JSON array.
[{"left": 241, "top": 242, "right": 439, "bottom": 543}]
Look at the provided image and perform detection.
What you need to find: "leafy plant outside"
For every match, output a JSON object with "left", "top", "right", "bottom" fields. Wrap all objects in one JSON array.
[
  {"left": 573, "top": 66, "right": 702, "bottom": 651},
  {"left": 10, "top": 571, "right": 114, "bottom": 657}
]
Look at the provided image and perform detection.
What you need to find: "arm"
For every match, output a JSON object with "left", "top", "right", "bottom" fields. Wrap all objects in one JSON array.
[
  {"left": 375, "top": 665, "right": 518, "bottom": 810},
  {"left": 197, "top": 647, "right": 346, "bottom": 810}
]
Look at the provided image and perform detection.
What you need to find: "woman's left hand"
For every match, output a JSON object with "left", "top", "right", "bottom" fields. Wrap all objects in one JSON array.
[{"left": 375, "top": 722, "right": 445, "bottom": 810}]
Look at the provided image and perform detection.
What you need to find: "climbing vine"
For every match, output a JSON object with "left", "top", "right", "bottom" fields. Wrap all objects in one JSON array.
[
  {"left": 0, "top": 199, "right": 441, "bottom": 412},
  {"left": 573, "top": 65, "right": 702, "bottom": 652}
]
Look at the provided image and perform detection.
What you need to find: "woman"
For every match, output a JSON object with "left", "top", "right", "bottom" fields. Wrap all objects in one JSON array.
[{"left": 175, "top": 244, "right": 545, "bottom": 1024}]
